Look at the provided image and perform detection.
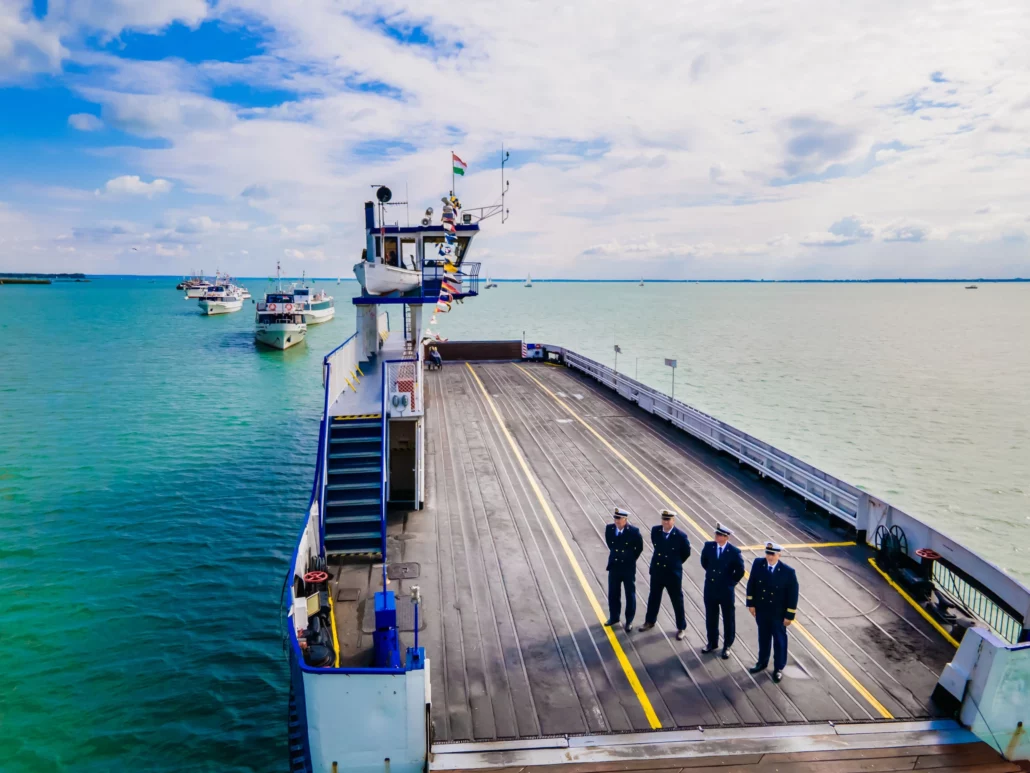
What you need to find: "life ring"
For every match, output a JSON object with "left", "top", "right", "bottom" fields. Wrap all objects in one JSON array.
[
  {"left": 304, "top": 570, "right": 329, "bottom": 584},
  {"left": 268, "top": 303, "right": 277, "bottom": 311},
  {"left": 285, "top": 303, "right": 294, "bottom": 312}
]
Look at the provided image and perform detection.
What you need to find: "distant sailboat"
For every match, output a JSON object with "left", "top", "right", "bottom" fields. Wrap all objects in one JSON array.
[
  {"left": 639, "top": 278, "right": 644, "bottom": 287},
  {"left": 485, "top": 276, "right": 498, "bottom": 289},
  {"left": 524, "top": 274, "right": 533, "bottom": 288},
  {"left": 337, "top": 276, "right": 341, "bottom": 285}
]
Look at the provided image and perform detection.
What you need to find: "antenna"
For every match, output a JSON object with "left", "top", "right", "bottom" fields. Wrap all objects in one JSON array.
[{"left": 459, "top": 145, "right": 512, "bottom": 224}]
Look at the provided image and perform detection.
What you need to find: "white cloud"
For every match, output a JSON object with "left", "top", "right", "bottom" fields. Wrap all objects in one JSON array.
[
  {"left": 68, "top": 113, "right": 103, "bottom": 131},
  {"left": 99, "top": 175, "right": 173, "bottom": 197},
  {"left": 6, "top": 0, "right": 1030, "bottom": 278},
  {"left": 0, "top": 1, "right": 67, "bottom": 82},
  {"left": 47, "top": 0, "right": 208, "bottom": 34}
]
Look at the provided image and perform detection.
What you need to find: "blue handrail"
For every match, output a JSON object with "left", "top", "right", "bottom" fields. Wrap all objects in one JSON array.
[{"left": 380, "top": 359, "right": 388, "bottom": 592}]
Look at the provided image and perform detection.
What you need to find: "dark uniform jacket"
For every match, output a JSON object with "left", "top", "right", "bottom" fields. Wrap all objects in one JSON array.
[
  {"left": 648, "top": 526, "right": 691, "bottom": 577},
  {"left": 745, "top": 559, "right": 799, "bottom": 620},
  {"left": 700, "top": 541, "right": 745, "bottom": 600},
  {"left": 605, "top": 523, "right": 643, "bottom": 571}
]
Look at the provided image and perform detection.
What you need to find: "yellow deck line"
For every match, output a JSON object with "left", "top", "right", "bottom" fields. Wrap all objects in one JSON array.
[
  {"left": 740, "top": 542, "right": 857, "bottom": 551},
  {"left": 869, "top": 558, "right": 960, "bottom": 648},
  {"left": 465, "top": 363, "right": 662, "bottom": 729},
  {"left": 327, "top": 586, "right": 342, "bottom": 668},
  {"left": 516, "top": 364, "right": 894, "bottom": 720}
]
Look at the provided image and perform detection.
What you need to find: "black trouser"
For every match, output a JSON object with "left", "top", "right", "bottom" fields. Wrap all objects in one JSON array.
[
  {"left": 755, "top": 609, "right": 789, "bottom": 670},
  {"left": 607, "top": 567, "right": 636, "bottom": 624},
  {"left": 704, "top": 592, "right": 735, "bottom": 648},
  {"left": 645, "top": 572, "right": 686, "bottom": 630}
]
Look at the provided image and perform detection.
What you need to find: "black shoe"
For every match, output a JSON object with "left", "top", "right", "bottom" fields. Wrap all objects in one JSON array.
[
  {"left": 675, "top": 629, "right": 686, "bottom": 641},
  {"left": 701, "top": 644, "right": 717, "bottom": 654},
  {"left": 748, "top": 664, "right": 767, "bottom": 674},
  {"left": 720, "top": 648, "right": 730, "bottom": 660},
  {"left": 772, "top": 670, "right": 784, "bottom": 683},
  {"left": 638, "top": 622, "right": 655, "bottom": 632},
  {"left": 603, "top": 618, "right": 618, "bottom": 627},
  {"left": 624, "top": 623, "right": 633, "bottom": 633}
]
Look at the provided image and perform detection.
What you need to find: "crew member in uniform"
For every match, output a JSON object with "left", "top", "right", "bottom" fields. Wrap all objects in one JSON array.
[
  {"left": 639, "top": 509, "right": 691, "bottom": 640},
  {"left": 604, "top": 507, "right": 643, "bottom": 633},
  {"left": 700, "top": 523, "right": 745, "bottom": 658},
  {"left": 745, "top": 542, "right": 799, "bottom": 683}
]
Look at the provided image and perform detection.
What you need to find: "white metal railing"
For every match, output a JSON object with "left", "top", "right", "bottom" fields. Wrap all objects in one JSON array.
[
  {"left": 386, "top": 358, "right": 421, "bottom": 416},
  {"left": 323, "top": 334, "right": 359, "bottom": 408},
  {"left": 549, "top": 345, "right": 1030, "bottom": 631}
]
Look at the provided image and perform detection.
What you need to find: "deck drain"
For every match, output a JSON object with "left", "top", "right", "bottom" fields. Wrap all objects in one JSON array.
[
  {"left": 388, "top": 562, "right": 421, "bottom": 580},
  {"left": 336, "top": 588, "right": 361, "bottom": 602}
]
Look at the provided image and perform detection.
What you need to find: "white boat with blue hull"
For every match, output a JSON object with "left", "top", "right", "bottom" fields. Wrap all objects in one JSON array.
[{"left": 284, "top": 186, "right": 1030, "bottom": 772}]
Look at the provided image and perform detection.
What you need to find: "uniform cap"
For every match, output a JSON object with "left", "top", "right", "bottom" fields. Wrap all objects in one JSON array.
[
  {"left": 714, "top": 523, "right": 733, "bottom": 537},
  {"left": 660, "top": 509, "right": 677, "bottom": 520},
  {"left": 764, "top": 541, "right": 782, "bottom": 553},
  {"left": 613, "top": 507, "right": 630, "bottom": 519}
]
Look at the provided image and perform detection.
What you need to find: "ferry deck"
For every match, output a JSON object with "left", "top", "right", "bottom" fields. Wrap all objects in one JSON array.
[{"left": 323, "top": 359, "right": 1024, "bottom": 771}]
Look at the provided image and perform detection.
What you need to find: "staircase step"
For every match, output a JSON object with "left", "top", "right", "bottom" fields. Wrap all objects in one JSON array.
[
  {"left": 329, "top": 450, "right": 381, "bottom": 460},
  {"left": 328, "top": 465, "right": 381, "bottom": 475},
  {"left": 330, "top": 420, "right": 382, "bottom": 430},
  {"left": 324, "top": 531, "right": 381, "bottom": 542},
  {"left": 325, "top": 496, "right": 380, "bottom": 508},
  {"left": 325, "top": 513, "right": 382, "bottom": 525},
  {"left": 330, "top": 436, "right": 380, "bottom": 445},
  {"left": 326, "top": 481, "right": 380, "bottom": 491},
  {"left": 326, "top": 546, "right": 383, "bottom": 557}
]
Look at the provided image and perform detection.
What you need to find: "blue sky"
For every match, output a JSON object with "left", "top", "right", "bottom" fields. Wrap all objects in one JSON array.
[{"left": 1, "top": 0, "right": 1029, "bottom": 278}]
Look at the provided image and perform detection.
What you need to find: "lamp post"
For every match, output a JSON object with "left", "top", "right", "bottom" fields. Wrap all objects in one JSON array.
[
  {"left": 665, "top": 358, "right": 678, "bottom": 402},
  {"left": 614, "top": 344, "right": 621, "bottom": 373}
]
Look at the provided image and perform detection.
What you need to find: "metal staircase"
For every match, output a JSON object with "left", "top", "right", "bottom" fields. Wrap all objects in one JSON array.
[{"left": 324, "top": 414, "right": 384, "bottom": 557}]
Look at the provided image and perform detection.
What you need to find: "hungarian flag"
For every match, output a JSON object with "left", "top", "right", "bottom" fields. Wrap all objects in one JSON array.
[{"left": 452, "top": 153, "right": 467, "bottom": 176}]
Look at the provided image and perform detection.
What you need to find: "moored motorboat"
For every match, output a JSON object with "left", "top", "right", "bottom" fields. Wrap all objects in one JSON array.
[
  {"left": 197, "top": 283, "right": 243, "bottom": 314},
  {"left": 256, "top": 263, "right": 306, "bottom": 349},
  {"left": 293, "top": 285, "right": 335, "bottom": 324}
]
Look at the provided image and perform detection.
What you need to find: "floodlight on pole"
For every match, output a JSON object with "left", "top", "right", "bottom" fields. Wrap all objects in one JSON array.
[{"left": 665, "top": 358, "right": 678, "bottom": 401}]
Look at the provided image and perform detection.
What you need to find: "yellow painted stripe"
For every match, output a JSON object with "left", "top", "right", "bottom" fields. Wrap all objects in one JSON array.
[
  {"left": 740, "top": 542, "right": 857, "bottom": 551},
  {"left": 327, "top": 587, "right": 342, "bottom": 668},
  {"left": 869, "top": 558, "right": 960, "bottom": 648},
  {"left": 517, "top": 364, "right": 894, "bottom": 720},
  {"left": 466, "top": 363, "right": 662, "bottom": 729}
]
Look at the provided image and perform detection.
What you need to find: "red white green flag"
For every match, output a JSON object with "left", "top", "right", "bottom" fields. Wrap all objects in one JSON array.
[{"left": 452, "top": 153, "right": 467, "bottom": 176}]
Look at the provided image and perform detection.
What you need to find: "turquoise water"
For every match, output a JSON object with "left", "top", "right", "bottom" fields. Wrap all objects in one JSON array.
[{"left": 1, "top": 278, "right": 1027, "bottom": 771}]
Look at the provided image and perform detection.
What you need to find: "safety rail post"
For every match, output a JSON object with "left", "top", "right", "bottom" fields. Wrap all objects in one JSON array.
[{"left": 380, "top": 359, "right": 389, "bottom": 592}]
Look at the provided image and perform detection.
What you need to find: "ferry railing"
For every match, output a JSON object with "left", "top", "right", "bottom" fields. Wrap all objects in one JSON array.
[
  {"left": 385, "top": 359, "right": 421, "bottom": 415},
  {"left": 549, "top": 345, "right": 1030, "bottom": 641},
  {"left": 322, "top": 332, "right": 358, "bottom": 408}
]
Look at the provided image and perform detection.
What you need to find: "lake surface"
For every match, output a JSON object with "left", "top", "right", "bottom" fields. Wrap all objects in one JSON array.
[{"left": 1, "top": 278, "right": 1026, "bottom": 771}]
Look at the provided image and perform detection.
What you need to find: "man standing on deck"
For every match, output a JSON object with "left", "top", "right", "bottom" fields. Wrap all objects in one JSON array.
[
  {"left": 746, "top": 542, "right": 799, "bottom": 683},
  {"left": 604, "top": 507, "right": 644, "bottom": 633},
  {"left": 700, "top": 523, "right": 745, "bottom": 659},
  {"left": 639, "top": 510, "right": 691, "bottom": 640}
]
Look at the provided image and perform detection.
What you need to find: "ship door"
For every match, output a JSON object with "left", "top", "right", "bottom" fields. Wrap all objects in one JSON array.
[{"left": 388, "top": 419, "right": 417, "bottom": 505}]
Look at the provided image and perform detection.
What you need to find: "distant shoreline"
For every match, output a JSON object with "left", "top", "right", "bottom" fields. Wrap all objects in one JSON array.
[{"left": 24, "top": 274, "right": 1029, "bottom": 284}]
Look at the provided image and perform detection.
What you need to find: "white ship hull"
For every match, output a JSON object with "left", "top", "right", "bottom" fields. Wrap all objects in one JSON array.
[
  {"left": 199, "top": 298, "right": 242, "bottom": 314},
  {"left": 355, "top": 261, "right": 421, "bottom": 295},
  {"left": 302, "top": 305, "right": 335, "bottom": 325},
  {"left": 185, "top": 286, "right": 209, "bottom": 298},
  {"left": 255, "top": 322, "right": 306, "bottom": 349}
]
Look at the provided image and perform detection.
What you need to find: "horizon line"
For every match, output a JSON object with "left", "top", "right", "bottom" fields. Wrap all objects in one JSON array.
[{"left": 7, "top": 274, "right": 1028, "bottom": 283}]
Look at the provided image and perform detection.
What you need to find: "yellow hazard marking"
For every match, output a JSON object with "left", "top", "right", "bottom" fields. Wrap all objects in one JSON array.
[
  {"left": 869, "top": 558, "right": 960, "bottom": 648},
  {"left": 334, "top": 413, "right": 382, "bottom": 420},
  {"left": 344, "top": 376, "right": 357, "bottom": 392},
  {"left": 740, "top": 542, "right": 857, "bottom": 551},
  {"left": 327, "top": 585, "right": 342, "bottom": 668},
  {"left": 466, "top": 363, "right": 662, "bottom": 729},
  {"left": 517, "top": 364, "right": 894, "bottom": 720},
  {"left": 356, "top": 364, "right": 364, "bottom": 378}
]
